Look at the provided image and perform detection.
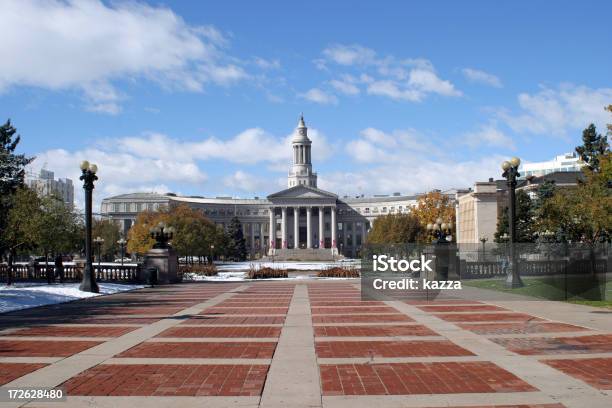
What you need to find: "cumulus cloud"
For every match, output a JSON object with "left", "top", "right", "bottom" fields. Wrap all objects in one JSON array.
[
  {"left": 300, "top": 88, "right": 338, "bottom": 105},
  {"left": 224, "top": 171, "right": 266, "bottom": 192},
  {"left": 346, "top": 127, "right": 440, "bottom": 163},
  {"left": 0, "top": 0, "right": 254, "bottom": 113},
  {"left": 497, "top": 84, "right": 612, "bottom": 136},
  {"left": 27, "top": 122, "right": 335, "bottom": 208},
  {"left": 319, "top": 155, "right": 504, "bottom": 196},
  {"left": 313, "top": 43, "right": 460, "bottom": 103},
  {"left": 461, "top": 68, "right": 503, "bottom": 88},
  {"left": 462, "top": 124, "right": 515, "bottom": 149}
]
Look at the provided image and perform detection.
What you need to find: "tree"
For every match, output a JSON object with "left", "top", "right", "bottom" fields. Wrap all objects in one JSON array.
[
  {"left": 127, "top": 210, "right": 167, "bottom": 255},
  {"left": 165, "top": 204, "right": 215, "bottom": 262},
  {"left": 367, "top": 213, "right": 424, "bottom": 244},
  {"left": 127, "top": 204, "right": 217, "bottom": 259},
  {"left": 575, "top": 124, "right": 609, "bottom": 172},
  {"left": 36, "top": 194, "right": 82, "bottom": 282},
  {"left": 606, "top": 105, "right": 612, "bottom": 137},
  {"left": 226, "top": 217, "right": 247, "bottom": 261},
  {"left": 93, "top": 219, "right": 122, "bottom": 261},
  {"left": 410, "top": 191, "right": 456, "bottom": 241},
  {"left": 0, "top": 120, "right": 34, "bottom": 257},
  {"left": 4, "top": 188, "right": 41, "bottom": 284},
  {"left": 494, "top": 190, "right": 535, "bottom": 243}
]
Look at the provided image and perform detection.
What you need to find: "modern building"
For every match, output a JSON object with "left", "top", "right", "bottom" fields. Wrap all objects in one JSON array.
[
  {"left": 520, "top": 152, "right": 583, "bottom": 178},
  {"left": 455, "top": 171, "right": 583, "bottom": 244},
  {"left": 27, "top": 169, "right": 74, "bottom": 207},
  {"left": 101, "top": 116, "right": 425, "bottom": 259}
]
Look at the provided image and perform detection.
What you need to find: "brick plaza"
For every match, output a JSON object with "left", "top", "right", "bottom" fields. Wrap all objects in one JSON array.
[{"left": 0, "top": 280, "right": 610, "bottom": 407}]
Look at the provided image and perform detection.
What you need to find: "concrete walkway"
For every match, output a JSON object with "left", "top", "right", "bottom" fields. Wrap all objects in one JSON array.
[{"left": 0, "top": 280, "right": 610, "bottom": 408}]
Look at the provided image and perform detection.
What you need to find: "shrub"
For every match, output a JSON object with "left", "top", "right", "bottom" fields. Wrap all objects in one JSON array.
[
  {"left": 247, "top": 266, "right": 288, "bottom": 279},
  {"left": 179, "top": 263, "right": 218, "bottom": 276},
  {"left": 317, "top": 266, "right": 360, "bottom": 278}
]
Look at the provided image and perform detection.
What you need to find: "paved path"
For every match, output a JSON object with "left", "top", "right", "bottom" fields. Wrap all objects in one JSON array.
[{"left": 0, "top": 280, "right": 610, "bottom": 408}]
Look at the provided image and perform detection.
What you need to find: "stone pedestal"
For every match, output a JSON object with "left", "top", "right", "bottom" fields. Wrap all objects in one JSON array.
[{"left": 144, "top": 247, "right": 180, "bottom": 284}]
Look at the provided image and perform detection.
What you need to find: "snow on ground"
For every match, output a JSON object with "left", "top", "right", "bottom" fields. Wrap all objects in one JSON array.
[
  {"left": 0, "top": 282, "right": 145, "bottom": 314},
  {"left": 183, "top": 259, "right": 361, "bottom": 282},
  {"left": 216, "top": 259, "right": 361, "bottom": 272}
]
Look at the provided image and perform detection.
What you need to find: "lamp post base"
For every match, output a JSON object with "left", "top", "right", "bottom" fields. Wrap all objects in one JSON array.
[
  {"left": 79, "top": 265, "right": 99, "bottom": 293},
  {"left": 504, "top": 272, "right": 524, "bottom": 289}
]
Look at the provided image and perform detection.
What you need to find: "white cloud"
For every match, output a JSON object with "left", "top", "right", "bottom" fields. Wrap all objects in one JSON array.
[
  {"left": 0, "top": 0, "right": 251, "bottom": 113},
  {"left": 253, "top": 57, "right": 281, "bottom": 70},
  {"left": 497, "top": 84, "right": 612, "bottom": 136},
  {"left": 329, "top": 79, "right": 359, "bottom": 95},
  {"left": 300, "top": 88, "right": 338, "bottom": 105},
  {"left": 346, "top": 127, "right": 440, "bottom": 163},
  {"left": 463, "top": 124, "right": 515, "bottom": 149},
  {"left": 366, "top": 80, "right": 422, "bottom": 102},
  {"left": 408, "top": 69, "right": 461, "bottom": 97},
  {"left": 319, "top": 155, "right": 504, "bottom": 196},
  {"left": 223, "top": 171, "right": 265, "bottom": 192},
  {"left": 28, "top": 122, "right": 335, "bottom": 208},
  {"left": 317, "top": 44, "right": 460, "bottom": 103},
  {"left": 461, "top": 68, "right": 503, "bottom": 88},
  {"left": 322, "top": 44, "right": 377, "bottom": 66}
]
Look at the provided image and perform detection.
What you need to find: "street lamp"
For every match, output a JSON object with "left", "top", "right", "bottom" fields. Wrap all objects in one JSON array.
[
  {"left": 427, "top": 218, "right": 453, "bottom": 281},
  {"left": 480, "top": 236, "right": 488, "bottom": 261},
  {"left": 149, "top": 222, "right": 174, "bottom": 249},
  {"left": 79, "top": 160, "right": 99, "bottom": 293},
  {"left": 94, "top": 236, "right": 105, "bottom": 270},
  {"left": 117, "top": 238, "right": 127, "bottom": 267},
  {"left": 426, "top": 218, "right": 453, "bottom": 243},
  {"left": 209, "top": 244, "right": 215, "bottom": 264},
  {"left": 501, "top": 157, "right": 524, "bottom": 288}
]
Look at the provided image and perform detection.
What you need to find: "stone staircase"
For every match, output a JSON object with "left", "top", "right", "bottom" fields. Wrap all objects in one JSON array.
[{"left": 263, "top": 248, "right": 342, "bottom": 261}]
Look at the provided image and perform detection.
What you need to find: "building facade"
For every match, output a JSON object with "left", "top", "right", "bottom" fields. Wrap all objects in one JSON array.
[
  {"left": 101, "top": 116, "right": 420, "bottom": 259},
  {"left": 27, "top": 169, "right": 74, "bottom": 207},
  {"left": 520, "top": 152, "right": 583, "bottom": 177}
]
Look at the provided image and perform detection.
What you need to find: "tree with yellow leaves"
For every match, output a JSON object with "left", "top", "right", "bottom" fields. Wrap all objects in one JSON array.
[{"left": 410, "top": 190, "right": 456, "bottom": 241}]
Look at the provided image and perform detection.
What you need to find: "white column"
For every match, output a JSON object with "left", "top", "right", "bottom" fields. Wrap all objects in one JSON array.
[
  {"left": 259, "top": 222, "right": 264, "bottom": 251},
  {"left": 294, "top": 207, "right": 299, "bottom": 249},
  {"left": 306, "top": 207, "right": 312, "bottom": 248},
  {"left": 281, "top": 207, "right": 287, "bottom": 248},
  {"left": 331, "top": 207, "right": 337, "bottom": 249},
  {"left": 269, "top": 208, "right": 275, "bottom": 250},
  {"left": 318, "top": 207, "right": 325, "bottom": 248},
  {"left": 251, "top": 223, "right": 255, "bottom": 253}
]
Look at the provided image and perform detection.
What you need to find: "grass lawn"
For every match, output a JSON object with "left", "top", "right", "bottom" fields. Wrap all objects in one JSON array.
[{"left": 463, "top": 275, "right": 611, "bottom": 307}]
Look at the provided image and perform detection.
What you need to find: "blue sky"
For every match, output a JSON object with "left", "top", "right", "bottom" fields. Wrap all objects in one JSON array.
[{"left": 1, "top": 0, "right": 611, "bottom": 208}]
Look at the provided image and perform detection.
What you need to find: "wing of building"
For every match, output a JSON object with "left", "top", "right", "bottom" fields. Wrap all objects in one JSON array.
[{"left": 100, "top": 116, "right": 426, "bottom": 260}]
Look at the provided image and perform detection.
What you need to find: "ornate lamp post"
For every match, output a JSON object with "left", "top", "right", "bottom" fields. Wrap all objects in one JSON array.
[
  {"left": 501, "top": 157, "right": 524, "bottom": 288},
  {"left": 117, "top": 238, "right": 127, "bottom": 267},
  {"left": 426, "top": 218, "right": 453, "bottom": 243},
  {"left": 426, "top": 218, "right": 453, "bottom": 280},
  {"left": 209, "top": 244, "right": 215, "bottom": 264},
  {"left": 79, "top": 160, "right": 99, "bottom": 293},
  {"left": 149, "top": 222, "right": 174, "bottom": 249}
]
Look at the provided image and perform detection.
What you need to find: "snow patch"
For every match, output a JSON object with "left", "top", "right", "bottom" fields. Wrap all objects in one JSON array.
[{"left": 0, "top": 282, "right": 145, "bottom": 314}]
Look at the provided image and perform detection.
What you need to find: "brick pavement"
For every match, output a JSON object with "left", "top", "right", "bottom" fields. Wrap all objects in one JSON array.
[{"left": 0, "top": 279, "right": 610, "bottom": 408}]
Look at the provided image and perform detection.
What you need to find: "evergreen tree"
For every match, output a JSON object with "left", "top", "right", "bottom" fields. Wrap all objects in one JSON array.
[
  {"left": 367, "top": 213, "right": 424, "bottom": 244},
  {"left": 0, "top": 120, "right": 34, "bottom": 256},
  {"left": 226, "top": 217, "right": 247, "bottom": 261},
  {"left": 494, "top": 190, "right": 535, "bottom": 242},
  {"left": 575, "top": 124, "right": 609, "bottom": 172}
]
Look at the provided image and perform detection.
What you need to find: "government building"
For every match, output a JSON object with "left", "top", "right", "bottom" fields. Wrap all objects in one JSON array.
[{"left": 100, "top": 116, "right": 422, "bottom": 259}]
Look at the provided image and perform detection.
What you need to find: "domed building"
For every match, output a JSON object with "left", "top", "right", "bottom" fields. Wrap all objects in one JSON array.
[{"left": 101, "top": 116, "right": 423, "bottom": 259}]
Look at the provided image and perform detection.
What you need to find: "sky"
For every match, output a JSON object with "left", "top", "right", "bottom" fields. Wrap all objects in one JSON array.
[{"left": 1, "top": 0, "right": 611, "bottom": 209}]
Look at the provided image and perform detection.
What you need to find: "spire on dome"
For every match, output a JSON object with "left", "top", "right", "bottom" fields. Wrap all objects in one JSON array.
[{"left": 298, "top": 113, "right": 306, "bottom": 128}]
